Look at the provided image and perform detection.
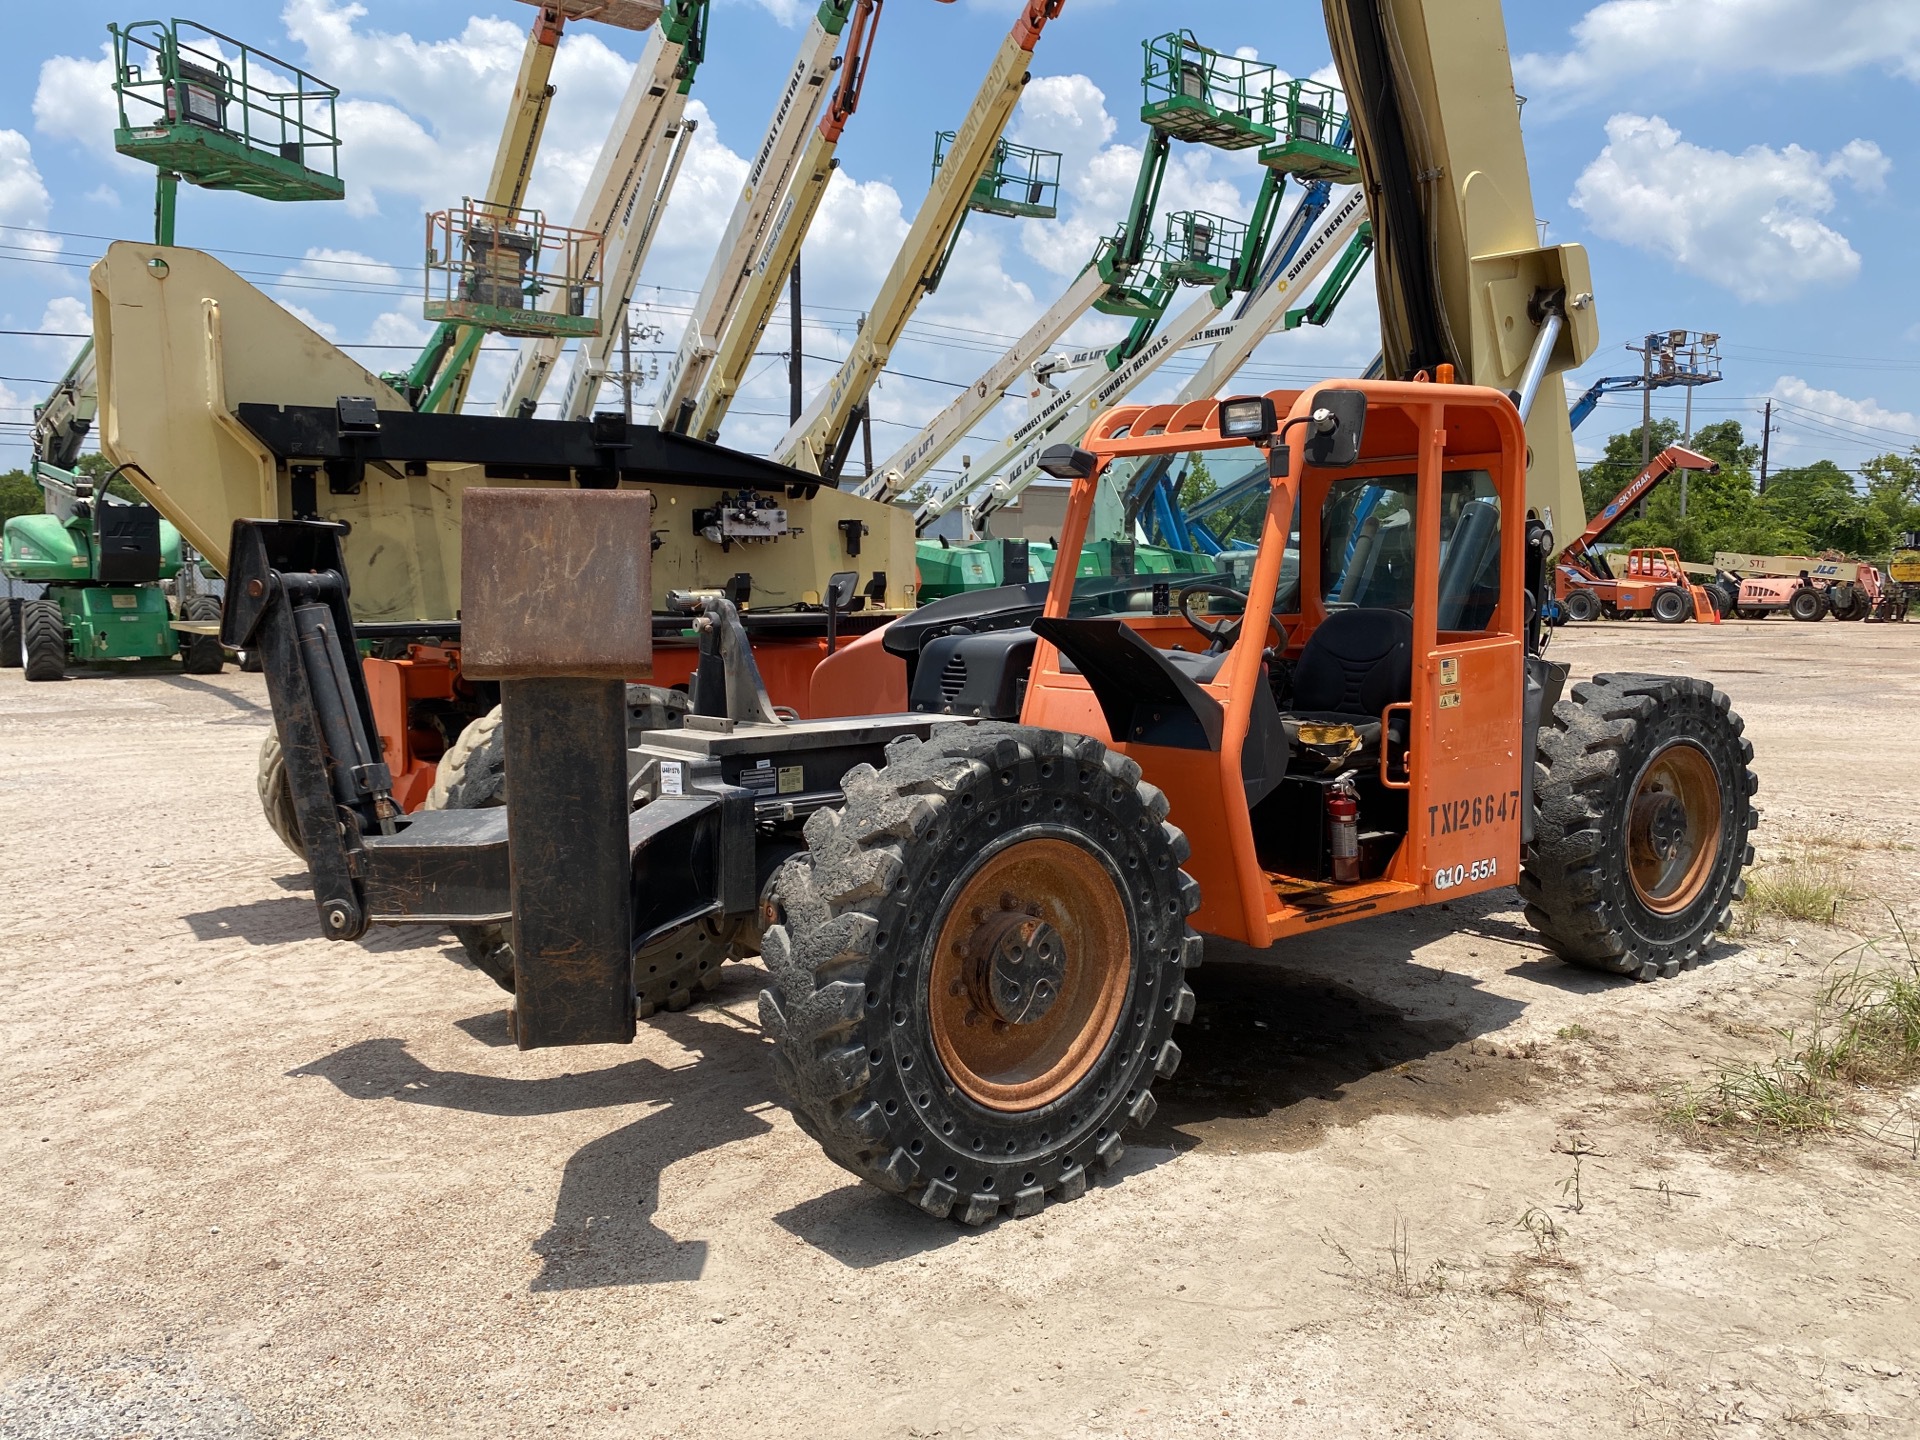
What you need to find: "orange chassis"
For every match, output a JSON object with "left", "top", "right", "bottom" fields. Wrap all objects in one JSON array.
[{"left": 367, "top": 630, "right": 883, "bottom": 813}]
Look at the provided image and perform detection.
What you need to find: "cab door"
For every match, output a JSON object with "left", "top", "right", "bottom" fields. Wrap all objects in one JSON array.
[{"left": 1405, "top": 404, "right": 1527, "bottom": 901}]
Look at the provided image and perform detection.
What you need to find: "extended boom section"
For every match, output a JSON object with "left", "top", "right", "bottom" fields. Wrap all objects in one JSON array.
[{"left": 770, "top": 0, "right": 1066, "bottom": 476}]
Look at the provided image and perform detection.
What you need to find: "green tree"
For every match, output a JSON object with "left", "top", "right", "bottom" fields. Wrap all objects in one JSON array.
[
  {"left": 1177, "top": 453, "right": 1216, "bottom": 511},
  {"left": 0, "top": 468, "right": 40, "bottom": 525},
  {"left": 1760, "top": 460, "right": 1890, "bottom": 557},
  {"left": 1861, "top": 449, "right": 1920, "bottom": 547}
]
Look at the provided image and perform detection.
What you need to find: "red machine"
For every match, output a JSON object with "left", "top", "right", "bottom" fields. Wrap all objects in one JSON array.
[{"left": 1554, "top": 446, "right": 1722, "bottom": 624}]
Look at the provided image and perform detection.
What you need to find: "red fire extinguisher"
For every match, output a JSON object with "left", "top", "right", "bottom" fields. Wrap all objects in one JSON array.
[{"left": 1329, "top": 772, "right": 1360, "bottom": 883}]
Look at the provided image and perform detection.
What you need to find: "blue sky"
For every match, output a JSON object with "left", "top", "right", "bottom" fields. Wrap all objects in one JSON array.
[{"left": 3, "top": 0, "right": 1917, "bottom": 487}]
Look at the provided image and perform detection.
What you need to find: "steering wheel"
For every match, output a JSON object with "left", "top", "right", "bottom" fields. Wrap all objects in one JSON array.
[{"left": 1177, "top": 582, "right": 1286, "bottom": 654}]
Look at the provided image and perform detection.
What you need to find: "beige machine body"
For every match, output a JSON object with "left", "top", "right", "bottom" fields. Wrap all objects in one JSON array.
[
  {"left": 1322, "top": 0, "right": 1597, "bottom": 535},
  {"left": 90, "top": 242, "right": 919, "bottom": 623}
]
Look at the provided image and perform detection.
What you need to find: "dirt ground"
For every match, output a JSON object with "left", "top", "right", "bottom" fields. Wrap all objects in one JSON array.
[{"left": 3, "top": 617, "right": 1919, "bottom": 1440}]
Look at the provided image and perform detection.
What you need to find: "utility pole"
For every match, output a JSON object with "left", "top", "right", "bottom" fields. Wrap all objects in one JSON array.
[
  {"left": 1638, "top": 337, "right": 1654, "bottom": 469},
  {"left": 1759, "top": 400, "right": 1774, "bottom": 491},
  {"left": 1680, "top": 363, "right": 1695, "bottom": 520},
  {"left": 620, "top": 306, "right": 633, "bottom": 423},
  {"left": 788, "top": 257, "right": 804, "bottom": 425}
]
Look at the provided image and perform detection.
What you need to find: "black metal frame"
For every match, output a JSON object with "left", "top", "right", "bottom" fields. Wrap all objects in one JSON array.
[
  {"left": 222, "top": 518, "right": 972, "bottom": 1050},
  {"left": 234, "top": 404, "right": 838, "bottom": 496}
]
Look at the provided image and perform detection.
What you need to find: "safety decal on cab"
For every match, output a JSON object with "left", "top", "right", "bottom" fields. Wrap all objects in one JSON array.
[{"left": 1428, "top": 789, "right": 1522, "bottom": 836}]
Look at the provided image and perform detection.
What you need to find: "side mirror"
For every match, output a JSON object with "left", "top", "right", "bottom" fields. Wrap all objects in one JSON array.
[
  {"left": 1038, "top": 443, "right": 1096, "bottom": 481},
  {"left": 1302, "top": 388, "right": 1367, "bottom": 468},
  {"left": 825, "top": 571, "right": 859, "bottom": 610}
]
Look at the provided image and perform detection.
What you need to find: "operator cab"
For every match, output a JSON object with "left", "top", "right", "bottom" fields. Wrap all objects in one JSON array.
[{"left": 1016, "top": 383, "right": 1533, "bottom": 946}]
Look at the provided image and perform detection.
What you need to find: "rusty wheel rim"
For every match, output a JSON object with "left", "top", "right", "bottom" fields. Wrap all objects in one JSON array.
[
  {"left": 1627, "top": 741, "right": 1722, "bottom": 915},
  {"left": 928, "top": 837, "right": 1131, "bottom": 1112}
]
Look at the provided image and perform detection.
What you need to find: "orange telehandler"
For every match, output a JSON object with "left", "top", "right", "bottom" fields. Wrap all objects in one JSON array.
[
  {"left": 203, "top": 0, "right": 1757, "bottom": 1227},
  {"left": 1553, "top": 445, "right": 1722, "bottom": 624},
  {"left": 229, "top": 380, "right": 1757, "bottom": 1224}
]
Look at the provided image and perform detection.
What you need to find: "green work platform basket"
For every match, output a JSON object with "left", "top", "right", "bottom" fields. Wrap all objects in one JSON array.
[
  {"left": 109, "top": 20, "right": 343, "bottom": 203},
  {"left": 1259, "top": 79, "right": 1360, "bottom": 184},
  {"left": 935, "top": 133, "right": 1062, "bottom": 219},
  {"left": 1160, "top": 210, "right": 1247, "bottom": 287},
  {"left": 1140, "top": 32, "right": 1276, "bottom": 150},
  {"left": 1090, "top": 227, "right": 1172, "bottom": 320}
]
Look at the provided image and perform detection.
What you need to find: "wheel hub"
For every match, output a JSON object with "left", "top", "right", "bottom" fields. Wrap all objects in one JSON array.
[
  {"left": 1635, "top": 791, "right": 1689, "bottom": 863},
  {"left": 964, "top": 905, "right": 1066, "bottom": 1026},
  {"left": 1625, "top": 741, "right": 1723, "bottom": 915},
  {"left": 928, "top": 837, "right": 1131, "bottom": 1111}
]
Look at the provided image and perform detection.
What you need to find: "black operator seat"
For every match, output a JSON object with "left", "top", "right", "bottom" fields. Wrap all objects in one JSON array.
[{"left": 1278, "top": 606, "right": 1414, "bottom": 752}]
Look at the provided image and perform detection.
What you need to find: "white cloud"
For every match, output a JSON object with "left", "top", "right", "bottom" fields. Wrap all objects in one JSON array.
[
  {"left": 0, "top": 131, "right": 58, "bottom": 254},
  {"left": 1570, "top": 115, "right": 1888, "bottom": 303},
  {"left": 282, "top": 0, "right": 642, "bottom": 221},
  {"left": 34, "top": 296, "right": 90, "bottom": 366},
  {"left": 1516, "top": 0, "right": 1920, "bottom": 112},
  {"left": 32, "top": 45, "right": 120, "bottom": 159},
  {"left": 287, "top": 247, "right": 404, "bottom": 289},
  {"left": 1770, "top": 376, "right": 1920, "bottom": 461},
  {"left": 364, "top": 308, "right": 433, "bottom": 349}
]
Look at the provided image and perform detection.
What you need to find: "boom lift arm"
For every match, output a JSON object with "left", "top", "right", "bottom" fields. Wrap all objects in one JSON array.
[
  {"left": 675, "top": 0, "right": 892, "bottom": 443},
  {"left": 497, "top": 0, "right": 710, "bottom": 419},
  {"left": 914, "top": 180, "right": 1363, "bottom": 534},
  {"left": 405, "top": 4, "right": 577, "bottom": 414},
  {"left": 1561, "top": 445, "right": 1717, "bottom": 566},
  {"left": 656, "top": 0, "right": 887, "bottom": 435},
  {"left": 1321, "top": 0, "right": 1598, "bottom": 530},
  {"left": 769, "top": 0, "right": 1067, "bottom": 477}
]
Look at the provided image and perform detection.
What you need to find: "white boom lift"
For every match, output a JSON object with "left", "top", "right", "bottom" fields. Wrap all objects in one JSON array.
[
  {"left": 768, "top": 0, "right": 1068, "bottom": 476},
  {"left": 497, "top": 0, "right": 709, "bottom": 419},
  {"left": 914, "top": 184, "right": 1367, "bottom": 534},
  {"left": 654, "top": 0, "right": 888, "bottom": 437}
]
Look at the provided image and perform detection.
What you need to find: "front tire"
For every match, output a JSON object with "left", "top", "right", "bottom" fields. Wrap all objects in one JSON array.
[
  {"left": 1789, "top": 587, "right": 1826, "bottom": 622},
  {"left": 1561, "top": 589, "right": 1601, "bottom": 624},
  {"left": 180, "top": 594, "right": 225, "bottom": 674},
  {"left": 759, "top": 723, "right": 1200, "bottom": 1226},
  {"left": 0, "top": 598, "right": 20, "bottom": 668},
  {"left": 22, "top": 599, "right": 67, "bottom": 682},
  {"left": 1651, "top": 586, "right": 1692, "bottom": 624},
  {"left": 1521, "top": 673, "right": 1756, "bottom": 982},
  {"left": 256, "top": 730, "right": 306, "bottom": 858}
]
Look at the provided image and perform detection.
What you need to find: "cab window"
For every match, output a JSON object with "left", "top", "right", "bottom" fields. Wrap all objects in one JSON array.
[
  {"left": 1436, "top": 470, "right": 1501, "bottom": 632},
  {"left": 1321, "top": 475, "right": 1416, "bottom": 609}
]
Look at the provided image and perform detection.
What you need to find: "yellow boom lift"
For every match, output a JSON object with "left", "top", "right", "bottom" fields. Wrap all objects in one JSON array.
[
  {"left": 403, "top": 1, "right": 667, "bottom": 415},
  {"left": 497, "top": 0, "right": 711, "bottom": 419},
  {"left": 767, "top": 0, "right": 1069, "bottom": 477}
]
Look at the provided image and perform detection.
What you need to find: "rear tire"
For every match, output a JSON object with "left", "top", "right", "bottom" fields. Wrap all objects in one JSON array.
[
  {"left": 1561, "top": 589, "right": 1601, "bottom": 624},
  {"left": 1788, "top": 587, "right": 1826, "bottom": 622},
  {"left": 422, "top": 689, "right": 722, "bottom": 1006},
  {"left": 180, "top": 594, "right": 225, "bottom": 674},
  {"left": 759, "top": 723, "right": 1200, "bottom": 1225},
  {"left": 22, "top": 599, "right": 67, "bottom": 682},
  {"left": 1651, "top": 586, "right": 1691, "bottom": 624},
  {"left": 0, "top": 598, "right": 20, "bottom": 668},
  {"left": 1521, "top": 673, "right": 1757, "bottom": 982},
  {"left": 256, "top": 729, "right": 306, "bottom": 859}
]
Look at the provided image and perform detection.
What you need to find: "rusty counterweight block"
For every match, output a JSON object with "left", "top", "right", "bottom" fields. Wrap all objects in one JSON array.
[{"left": 460, "top": 488, "right": 656, "bottom": 1048}]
